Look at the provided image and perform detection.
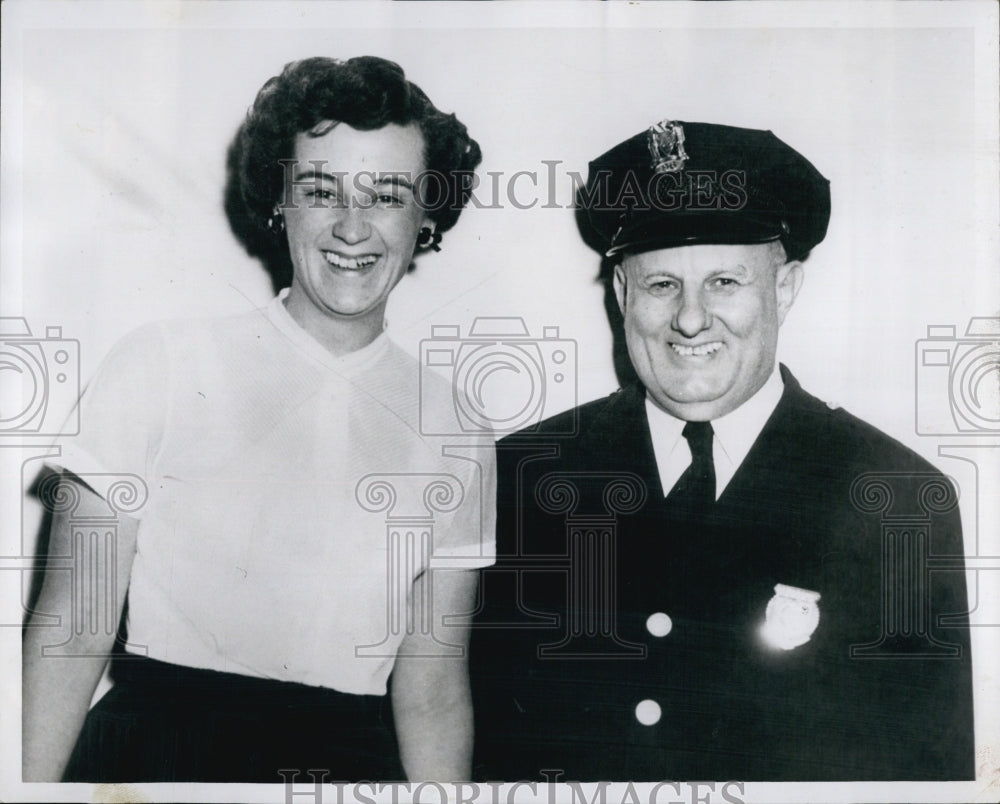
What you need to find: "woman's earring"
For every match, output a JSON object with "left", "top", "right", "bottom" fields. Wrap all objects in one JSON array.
[
  {"left": 267, "top": 209, "right": 285, "bottom": 235},
  {"left": 417, "top": 227, "right": 442, "bottom": 252}
]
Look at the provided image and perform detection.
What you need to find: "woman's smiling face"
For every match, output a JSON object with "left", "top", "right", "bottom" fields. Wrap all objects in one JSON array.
[{"left": 280, "top": 122, "right": 430, "bottom": 339}]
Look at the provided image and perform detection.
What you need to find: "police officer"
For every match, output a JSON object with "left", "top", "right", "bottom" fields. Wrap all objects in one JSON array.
[{"left": 470, "top": 120, "right": 974, "bottom": 781}]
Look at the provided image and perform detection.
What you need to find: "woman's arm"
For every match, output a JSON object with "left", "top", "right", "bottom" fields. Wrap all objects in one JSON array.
[
  {"left": 390, "top": 567, "right": 479, "bottom": 782},
  {"left": 22, "top": 475, "right": 138, "bottom": 782}
]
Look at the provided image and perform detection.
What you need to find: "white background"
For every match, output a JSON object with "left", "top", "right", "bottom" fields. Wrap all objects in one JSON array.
[{"left": 2, "top": 2, "right": 998, "bottom": 803}]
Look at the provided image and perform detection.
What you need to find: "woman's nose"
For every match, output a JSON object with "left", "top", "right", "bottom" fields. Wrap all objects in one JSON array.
[{"left": 332, "top": 205, "right": 371, "bottom": 244}]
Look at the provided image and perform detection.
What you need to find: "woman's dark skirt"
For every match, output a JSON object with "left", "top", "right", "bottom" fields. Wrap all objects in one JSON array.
[{"left": 62, "top": 656, "right": 404, "bottom": 783}]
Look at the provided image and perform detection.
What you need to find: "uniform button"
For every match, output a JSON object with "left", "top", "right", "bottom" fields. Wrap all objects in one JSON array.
[
  {"left": 635, "top": 699, "right": 662, "bottom": 726},
  {"left": 646, "top": 612, "right": 672, "bottom": 637}
]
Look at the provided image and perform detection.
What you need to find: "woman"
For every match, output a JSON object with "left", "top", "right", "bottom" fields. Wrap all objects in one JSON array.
[{"left": 22, "top": 55, "right": 491, "bottom": 783}]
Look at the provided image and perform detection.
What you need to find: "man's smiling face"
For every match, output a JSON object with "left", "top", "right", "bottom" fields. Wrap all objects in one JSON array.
[{"left": 614, "top": 241, "right": 803, "bottom": 421}]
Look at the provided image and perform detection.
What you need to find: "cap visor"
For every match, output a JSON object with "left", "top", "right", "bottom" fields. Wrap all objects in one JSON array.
[{"left": 607, "top": 212, "right": 784, "bottom": 257}]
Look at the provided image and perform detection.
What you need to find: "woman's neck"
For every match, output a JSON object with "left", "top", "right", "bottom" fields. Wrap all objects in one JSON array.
[{"left": 282, "top": 291, "right": 385, "bottom": 357}]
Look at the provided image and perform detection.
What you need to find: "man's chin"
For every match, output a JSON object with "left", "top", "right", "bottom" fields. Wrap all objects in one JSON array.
[{"left": 649, "top": 386, "right": 735, "bottom": 421}]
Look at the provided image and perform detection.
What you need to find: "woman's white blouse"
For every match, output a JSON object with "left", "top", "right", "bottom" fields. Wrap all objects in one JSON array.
[{"left": 52, "top": 293, "right": 496, "bottom": 695}]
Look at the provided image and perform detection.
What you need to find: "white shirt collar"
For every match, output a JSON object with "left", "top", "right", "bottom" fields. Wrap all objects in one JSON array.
[
  {"left": 645, "top": 367, "right": 785, "bottom": 499},
  {"left": 266, "top": 288, "right": 390, "bottom": 374}
]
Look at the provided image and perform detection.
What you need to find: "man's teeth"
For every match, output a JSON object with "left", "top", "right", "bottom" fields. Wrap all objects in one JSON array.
[
  {"left": 671, "top": 342, "right": 723, "bottom": 357},
  {"left": 324, "top": 252, "right": 378, "bottom": 270}
]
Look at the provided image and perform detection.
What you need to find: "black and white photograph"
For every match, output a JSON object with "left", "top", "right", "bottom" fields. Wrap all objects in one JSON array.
[{"left": 1, "top": 2, "right": 998, "bottom": 803}]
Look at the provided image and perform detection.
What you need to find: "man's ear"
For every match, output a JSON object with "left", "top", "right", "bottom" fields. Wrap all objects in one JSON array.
[
  {"left": 775, "top": 260, "right": 804, "bottom": 325},
  {"left": 613, "top": 263, "right": 628, "bottom": 315}
]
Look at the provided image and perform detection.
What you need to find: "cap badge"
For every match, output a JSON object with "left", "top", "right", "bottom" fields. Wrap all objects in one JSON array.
[
  {"left": 760, "top": 583, "right": 821, "bottom": 650},
  {"left": 647, "top": 120, "right": 689, "bottom": 174}
]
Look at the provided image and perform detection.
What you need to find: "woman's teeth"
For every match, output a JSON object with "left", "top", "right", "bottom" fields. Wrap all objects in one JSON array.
[
  {"left": 324, "top": 252, "right": 377, "bottom": 270},
  {"left": 671, "top": 341, "right": 723, "bottom": 357}
]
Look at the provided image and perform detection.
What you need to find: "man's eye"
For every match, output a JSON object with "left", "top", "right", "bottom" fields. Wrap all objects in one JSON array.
[
  {"left": 377, "top": 193, "right": 402, "bottom": 205},
  {"left": 712, "top": 277, "right": 738, "bottom": 287}
]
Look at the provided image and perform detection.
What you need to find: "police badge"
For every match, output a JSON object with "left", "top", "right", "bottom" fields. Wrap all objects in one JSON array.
[
  {"left": 647, "top": 120, "right": 689, "bottom": 174},
  {"left": 761, "top": 583, "right": 821, "bottom": 650}
]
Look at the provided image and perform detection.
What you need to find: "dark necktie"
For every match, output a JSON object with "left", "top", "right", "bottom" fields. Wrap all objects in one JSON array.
[{"left": 665, "top": 421, "right": 716, "bottom": 518}]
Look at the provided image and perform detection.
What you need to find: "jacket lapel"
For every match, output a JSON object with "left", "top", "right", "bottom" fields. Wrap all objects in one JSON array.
[{"left": 582, "top": 383, "right": 665, "bottom": 500}]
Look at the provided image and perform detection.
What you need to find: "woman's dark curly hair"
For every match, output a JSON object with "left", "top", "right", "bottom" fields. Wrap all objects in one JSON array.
[{"left": 224, "top": 56, "right": 482, "bottom": 290}]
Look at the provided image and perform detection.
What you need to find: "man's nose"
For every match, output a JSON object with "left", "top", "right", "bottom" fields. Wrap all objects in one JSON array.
[
  {"left": 332, "top": 204, "right": 371, "bottom": 244},
  {"left": 672, "top": 286, "right": 711, "bottom": 337}
]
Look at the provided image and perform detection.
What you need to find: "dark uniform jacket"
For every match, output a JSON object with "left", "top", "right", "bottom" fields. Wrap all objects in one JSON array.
[{"left": 470, "top": 366, "right": 974, "bottom": 781}]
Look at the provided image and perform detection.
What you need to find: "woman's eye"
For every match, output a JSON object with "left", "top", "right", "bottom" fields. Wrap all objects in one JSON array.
[{"left": 305, "top": 189, "right": 335, "bottom": 201}]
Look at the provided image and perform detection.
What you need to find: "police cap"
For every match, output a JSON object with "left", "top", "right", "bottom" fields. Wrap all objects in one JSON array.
[{"left": 582, "top": 120, "right": 831, "bottom": 261}]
